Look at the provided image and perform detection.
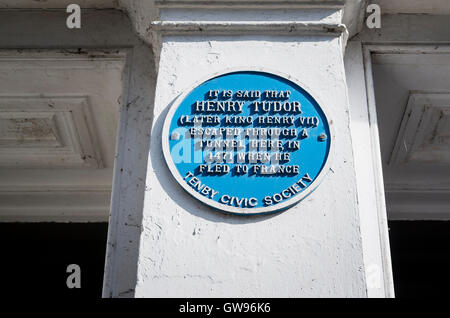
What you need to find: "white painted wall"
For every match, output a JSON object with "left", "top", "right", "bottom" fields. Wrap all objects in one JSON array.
[{"left": 135, "top": 9, "right": 367, "bottom": 295}]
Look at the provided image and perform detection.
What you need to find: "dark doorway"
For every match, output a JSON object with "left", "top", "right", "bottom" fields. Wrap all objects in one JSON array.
[
  {"left": 389, "top": 221, "right": 450, "bottom": 298},
  {"left": 0, "top": 223, "right": 108, "bottom": 298}
]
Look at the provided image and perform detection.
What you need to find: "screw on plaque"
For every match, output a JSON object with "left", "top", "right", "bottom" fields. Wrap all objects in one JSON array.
[
  {"left": 170, "top": 132, "right": 180, "bottom": 140},
  {"left": 318, "top": 133, "right": 327, "bottom": 141}
]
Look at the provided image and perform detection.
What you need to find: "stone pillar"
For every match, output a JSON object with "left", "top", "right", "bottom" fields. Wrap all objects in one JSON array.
[{"left": 104, "top": 1, "right": 393, "bottom": 298}]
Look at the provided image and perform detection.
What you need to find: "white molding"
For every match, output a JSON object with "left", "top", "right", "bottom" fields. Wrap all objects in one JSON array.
[
  {"left": 155, "top": 0, "right": 345, "bottom": 9},
  {"left": 0, "top": 189, "right": 110, "bottom": 222},
  {"left": 345, "top": 41, "right": 395, "bottom": 297},
  {"left": 361, "top": 43, "right": 395, "bottom": 298},
  {"left": 363, "top": 44, "right": 450, "bottom": 55},
  {"left": 102, "top": 45, "right": 155, "bottom": 298},
  {"left": 141, "top": 0, "right": 362, "bottom": 70},
  {"left": 152, "top": 0, "right": 366, "bottom": 38},
  {"left": 0, "top": 95, "right": 103, "bottom": 168},
  {"left": 151, "top": 20, "right": 346, "bottom": 36},
  {"left": 389, "top": 92, "right": 450, "bottom": 166}
]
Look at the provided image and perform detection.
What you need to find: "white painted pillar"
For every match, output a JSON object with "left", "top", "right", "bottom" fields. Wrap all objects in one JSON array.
[
  {"left": 131, "top": 2, "right": 369, "bottom": 298},
  {"left": 104, "top": 1, "right": 394, "bottom": 298}
]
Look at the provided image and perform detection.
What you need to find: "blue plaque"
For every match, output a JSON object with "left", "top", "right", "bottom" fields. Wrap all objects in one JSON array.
[{"left": 162, "top": 70, "right": 332, "bottom": 215}]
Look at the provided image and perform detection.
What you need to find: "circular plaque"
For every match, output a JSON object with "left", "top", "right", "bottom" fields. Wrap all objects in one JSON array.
[{"left": 162, "top": 70, "right": 332, "bottom": 215}]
